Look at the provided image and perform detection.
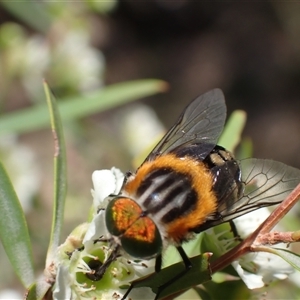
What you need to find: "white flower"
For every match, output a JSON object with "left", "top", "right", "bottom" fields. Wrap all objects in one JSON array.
[
  {"left": 91, "top": 167, "right": 124, "bottom": 211},
  {"left": 53, "top": 168, "right": 155, "bottom": 299},
  {"left": 52, "top": 31, "right": 105, "bottom": 92},
  {"left": 115, "top": 104, "right": 165, "bottom": 158},
  {"left": 204, "top": 207, "right": 294, "bottom": 290},
  {"left": 232, "top": 208, "right": 294, "bottom": 289}
]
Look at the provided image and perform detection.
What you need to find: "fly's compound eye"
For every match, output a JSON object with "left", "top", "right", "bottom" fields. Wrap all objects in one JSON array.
[{"left": 105, "top": 197, "right": 163, "bottom": 260}]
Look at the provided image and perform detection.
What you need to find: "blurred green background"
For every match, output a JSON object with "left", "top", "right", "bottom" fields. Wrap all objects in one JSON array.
[{"left": 0, "top": 1, "right": 300, "bottom": 298}]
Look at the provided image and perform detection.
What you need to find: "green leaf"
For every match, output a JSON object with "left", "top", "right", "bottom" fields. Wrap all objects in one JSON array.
[
  {"left": 43, "top": 82, "right": 67, "bottom": 266},
  {"left": 0, "top": 162, "right": 34, "bottom": 288},
  {"left": 25, "top": 281, "right": 52, "bottom": 300},
  {"left": 200, "top": 223, "right": 237, "bottom": 259},
  {"left": 126, "top": 253, "right": 212, "bottom": 300},
  {"left": 266, "top": 247, "right": 300, "bottom": 271},
  {"left": 24, "top": 284, "right": 36, "bottom": 300},
  {"left": 162, "top": 237, "right": 205, "bottom": 268},
  {"left": 176, "top": 288, "right": 202, "bottom": 300},
  {"left": 0, "top": 79, "right": 168, "bottom": 135},
  {"left": 0, "top": 1, "right": 52, "bottom": 33},
  {"left": 193, "top": 286, "right": 213, "bottom": 300},
  {"left": 203, "top": 279, "right": 251, "bottom": 300},
  {"left": 218, "top": 110, "right": 247, "bottom": 152}
]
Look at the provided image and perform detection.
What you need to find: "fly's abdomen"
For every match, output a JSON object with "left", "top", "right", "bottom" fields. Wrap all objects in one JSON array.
[{"left": 136, "top": 168, "right": 198, "bottom": 222}]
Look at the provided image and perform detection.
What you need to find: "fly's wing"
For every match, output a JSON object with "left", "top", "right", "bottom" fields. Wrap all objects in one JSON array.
[
  {"left": 143, "top": 89, "right": 226, "bottom": 163},
  {"left": 233, "top": 159, "right": 300, "bottom": 216},
  {"left": 195, "top": 159, "right": 300, "bottom": 232}
]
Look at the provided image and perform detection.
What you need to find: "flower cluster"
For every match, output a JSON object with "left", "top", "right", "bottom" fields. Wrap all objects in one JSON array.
[{"left": 52, "top": 168, "right": 155, "bottom": 300}]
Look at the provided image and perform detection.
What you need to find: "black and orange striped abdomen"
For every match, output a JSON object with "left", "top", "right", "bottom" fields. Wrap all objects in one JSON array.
[{"left": 123, "top": 154, "right": 218, "bottom": 244}]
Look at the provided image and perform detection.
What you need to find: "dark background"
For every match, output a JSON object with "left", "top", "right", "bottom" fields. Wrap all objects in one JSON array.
[{"left": 104, "top": 2, "right": 300, "bottom": 167}]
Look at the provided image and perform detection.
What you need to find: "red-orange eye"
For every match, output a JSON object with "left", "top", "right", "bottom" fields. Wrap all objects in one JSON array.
[
  {"left": 106, "top": 197, "right": 163, "bottom": 259},
  {"left": 106, "top": 197, "right": 142, "bottom": 236}
]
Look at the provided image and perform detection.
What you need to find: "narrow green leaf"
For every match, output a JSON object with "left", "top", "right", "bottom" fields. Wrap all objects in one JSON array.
[
  {"left": 43, "top": 82, "right": 67, "bottom": 266},
  {"left": 126, "top": 253, "right": 212, "bottom": 300},
  {"left": 0, "top": 79, "right": 168, "bottom": 135},
  {"left": 0, "top": 1, "right": 52, "bottom": 33},
  {"left": 0, "top": 162, "right": 34, "bottom": 288},
  {"left": 218, "top": 110, "right": 247, "bottom": 152},
  {"left": 266, "top": 247, "right": 300, "bottom": 271}
]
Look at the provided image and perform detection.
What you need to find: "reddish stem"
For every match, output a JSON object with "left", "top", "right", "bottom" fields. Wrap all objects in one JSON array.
[{"left": 211, "top": 183, "right": 300, "bottom": 274}]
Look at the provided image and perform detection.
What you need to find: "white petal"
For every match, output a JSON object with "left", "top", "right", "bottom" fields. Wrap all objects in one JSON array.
[
  {"left": 250, "top": 251, "right": 293, "bottom": 283},
  {"left": 53, "top": 265, "right": 72, "bottom": 300},
  {"left": 234, "top": 208, "right": 294, "bottom": 286},
  {"left": 83, "top": 211, "right": 107, "bottom": 249},
  {"left": 91, "top": 169, "right": 118, "bottom": 207},
  {"left": 233, "top": 207, "right": 270, "bottom": 239},
  {"left": 111, "top": 167, "right": 125, "bottom": 194},
  {"left": 232, "top": 261, "right": 264, "bottom": 289}
]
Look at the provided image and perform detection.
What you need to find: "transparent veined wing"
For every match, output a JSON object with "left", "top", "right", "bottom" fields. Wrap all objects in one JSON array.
[
  {"left": 143, "top": 89, "right": 226, "bottom": 163},
  {"left": 233, "top": 158, "right": 300, "bottom": 216},
  {"left": 195, "top": 159, "right": 300, "bottom": 232}
]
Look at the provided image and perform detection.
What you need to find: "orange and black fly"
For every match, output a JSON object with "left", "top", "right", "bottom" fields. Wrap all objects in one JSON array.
[{"left": 91, "top": 89, "right": 300, "bottom": 299}]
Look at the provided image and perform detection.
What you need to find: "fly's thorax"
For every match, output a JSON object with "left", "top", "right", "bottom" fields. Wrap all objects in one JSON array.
[
  {"left": 200, "top": 145, "right": 244, "bottom": 224},
  {"left": 205, "top": 145, "right": 236, "bottom": 167},
  {"left": 123, "top": 154, "right": 218, "bottom": 244}
]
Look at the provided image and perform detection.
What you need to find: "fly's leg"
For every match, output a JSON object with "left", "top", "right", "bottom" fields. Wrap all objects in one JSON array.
[
  {"left": 154, "top": 246, "right": 192, "bottom": 300},
  {"left": 229, "top": 220, "right": 243, "bottom": 242},
  {"left": 121, "top": 246, "right": 192, "bottom": 300}
]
